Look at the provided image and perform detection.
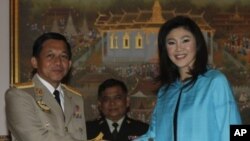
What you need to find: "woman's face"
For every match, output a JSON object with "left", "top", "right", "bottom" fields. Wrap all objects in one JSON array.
[{"left": 166, "top": 27, "right": 197, "bottom": 76}]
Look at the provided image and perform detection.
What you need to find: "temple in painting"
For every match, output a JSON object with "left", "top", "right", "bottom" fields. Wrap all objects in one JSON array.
[
  {"left": 94, "top": 0, "right": 215, "bottom": 65},
  {"left": 210, "top": 7, "right": 250, "bottom": 36}
]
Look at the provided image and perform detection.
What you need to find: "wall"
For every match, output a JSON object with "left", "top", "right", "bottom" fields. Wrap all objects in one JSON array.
[{"left": 0, "top": 0, "right": 10, "bottom": 139}]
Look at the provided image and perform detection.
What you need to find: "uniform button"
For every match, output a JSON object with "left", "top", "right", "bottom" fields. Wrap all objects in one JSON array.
[{"left": 65, "top": 127, "right": 68, "bottom": 132}]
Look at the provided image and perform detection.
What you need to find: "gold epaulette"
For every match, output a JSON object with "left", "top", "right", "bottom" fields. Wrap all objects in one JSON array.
[
  {"left": 13, "top": 81, "right": 34, "bottom": 89},
  {"left": 62, "top": 84, "right": 82, "bottom": 96}
]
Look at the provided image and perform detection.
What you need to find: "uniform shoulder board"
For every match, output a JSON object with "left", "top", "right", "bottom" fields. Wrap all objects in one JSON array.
[
  {"left": 13, "top": 81, "right": 34, "bottom": 89},
  {"left": 62, "top": 84, "right": 82, "bottom": 96},
  {"left": 98, "top": 119, "right": 105, "bottom": 125},
  {"left": 126, "top": 119, "right": 132, "bottom": 124}
]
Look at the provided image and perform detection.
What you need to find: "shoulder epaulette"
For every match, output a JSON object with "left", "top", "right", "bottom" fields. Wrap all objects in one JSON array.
[
  {"left": 62, "top": 84, "right": 82, "bottom": 96},
  {"left": 13, "top": 81, "right": 34, "bottom": 89},
  {"left": 98, "top": 119, "right": 105, "bottom": 125},
  {"left": 126, "top": 119, "right": 132, "bottom": 124}
]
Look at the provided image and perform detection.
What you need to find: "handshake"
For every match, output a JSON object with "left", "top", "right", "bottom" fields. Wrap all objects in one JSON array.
[{"left": 88, "top": 132, "right": 107, "bottom": 141}]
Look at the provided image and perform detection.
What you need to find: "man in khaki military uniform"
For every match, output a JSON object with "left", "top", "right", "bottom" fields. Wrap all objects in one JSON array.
[{"left": 5, "top": 32, "right": 88, "bottom": 141}]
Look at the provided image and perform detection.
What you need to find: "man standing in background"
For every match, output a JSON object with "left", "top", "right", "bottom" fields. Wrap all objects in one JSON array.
[{"left": 86, "top": 78, "right": 149, "bottom": 141}]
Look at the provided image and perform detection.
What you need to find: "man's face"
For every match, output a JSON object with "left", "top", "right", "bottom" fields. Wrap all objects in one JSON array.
[
  {"left": 31, "top": 39, "right": 71, "bottom": 87},
  {"left": 99, "top": 86, "right": 129, "bottom": 122}
]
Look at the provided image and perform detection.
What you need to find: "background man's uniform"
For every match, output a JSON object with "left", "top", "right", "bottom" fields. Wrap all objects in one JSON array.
[{"left": 86, "top": 116, "right": 148, "bottom": 141}]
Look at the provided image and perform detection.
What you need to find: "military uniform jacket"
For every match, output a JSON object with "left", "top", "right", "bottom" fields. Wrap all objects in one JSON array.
[
  {"left": 5, "top": 75, "right": 87, "bottom": 141},
  {"left": 86, "top": 116, "right": 149, "bottom": 141}
]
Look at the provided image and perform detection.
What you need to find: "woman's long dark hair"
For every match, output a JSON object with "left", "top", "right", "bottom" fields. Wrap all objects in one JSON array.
[{"left": 156, "top": 16, "right": 208, "bottom": 89}]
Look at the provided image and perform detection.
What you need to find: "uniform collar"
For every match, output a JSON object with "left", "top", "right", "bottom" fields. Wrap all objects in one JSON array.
[{"left": 106, "top": 116, "right": 125, "bottom": 132}]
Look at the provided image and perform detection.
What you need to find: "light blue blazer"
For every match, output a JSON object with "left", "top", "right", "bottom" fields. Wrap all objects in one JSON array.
[{"left": 134, "top": 69, "right": 242, "bottom": 141}]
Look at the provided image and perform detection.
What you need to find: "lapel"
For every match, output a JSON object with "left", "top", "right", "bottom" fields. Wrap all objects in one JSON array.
[
  {"left": 32, "top": 75, "right": 65, "bottom": 124},
  {"left": 99, "top": 119, "right": 113, "bottom": 140},
  {"left": 117, "top": 117, "right": 131, "bottom": 140},
  {"left": 62, "top": 86, "right": 74, "bottom": 125}
]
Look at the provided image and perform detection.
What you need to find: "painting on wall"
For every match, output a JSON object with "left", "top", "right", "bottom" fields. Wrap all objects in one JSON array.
[{"left": 11, "top": 0, "right": 250, "bottom": 123}]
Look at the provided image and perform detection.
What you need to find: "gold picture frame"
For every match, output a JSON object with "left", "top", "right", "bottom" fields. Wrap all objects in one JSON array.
[
  {"left": 10, "top": 0, "right": 20, "bottom": 84},
  {"left": 10, "top": 0, "right": 250, "bottom": 123}
]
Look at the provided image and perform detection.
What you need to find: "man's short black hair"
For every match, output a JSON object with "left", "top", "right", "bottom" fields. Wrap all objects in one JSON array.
[
  {"left": 32, "top": 32, "right": 72, "bottom": 59},
  {"left": 98, "top": 78, "right": 128, "bottom": 98}
]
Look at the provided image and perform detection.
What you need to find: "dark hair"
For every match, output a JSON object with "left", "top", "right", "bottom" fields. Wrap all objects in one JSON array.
[
  {"left": 32, "top": 32, "right": 72, "bottom": 59},
  {"left": 31, "top": 32, "right": 72, "bottom": 77},
  {"left": 157, "top": 16, "right": 208, "bottom": 88},
  {"left": 98, "top": 78, "right": 128, "bottom": 98}
]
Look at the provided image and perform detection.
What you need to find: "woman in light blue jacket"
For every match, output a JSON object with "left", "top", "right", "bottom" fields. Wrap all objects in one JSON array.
[{"left": 134, "top": 16, "right": 242, "bottom": 141}]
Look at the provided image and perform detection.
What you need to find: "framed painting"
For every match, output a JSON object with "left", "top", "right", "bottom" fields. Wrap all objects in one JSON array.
[{"left": 10, "top": 0, "right": 250, "bottom": 123}]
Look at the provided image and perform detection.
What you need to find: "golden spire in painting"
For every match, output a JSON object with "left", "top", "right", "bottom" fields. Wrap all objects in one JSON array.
[{"left": 150, "top": 0, "right": 165, "bottom": 23}]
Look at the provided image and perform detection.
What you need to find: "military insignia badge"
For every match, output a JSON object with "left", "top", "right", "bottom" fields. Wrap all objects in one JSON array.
[
  {"left": 34, "top": 88, "right": 50, "bottom": 112},
  {"left": 126, "top": 119, "right": 131, "bottom": 124},
  {"left": 37, "top": 100, "right": 50, "bottom": 112},
  {"left": 34, "top": 88, "right": 44, "bottom": 96},
  {"left": 73, "top": 105, "right": 82, "bottom": 118},
  {"left": 128, "top": 135, "right": 138, "bottom": 140}
]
